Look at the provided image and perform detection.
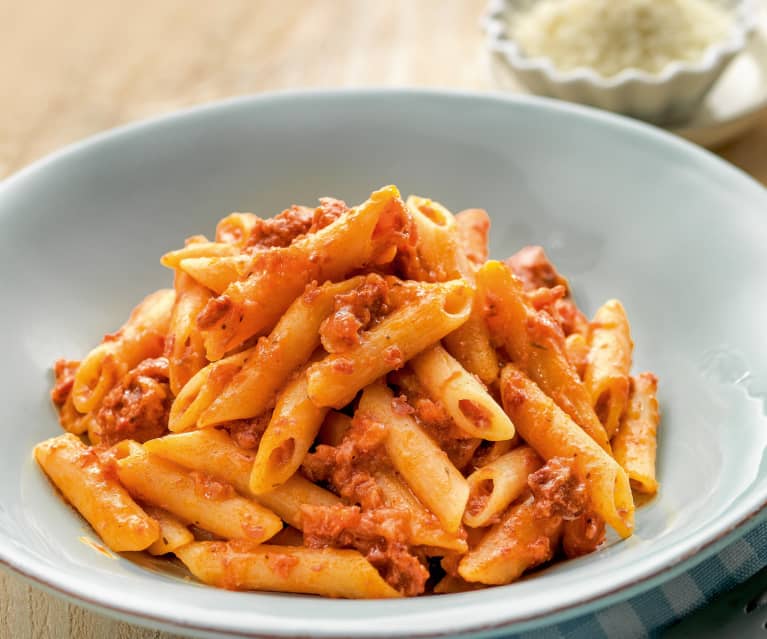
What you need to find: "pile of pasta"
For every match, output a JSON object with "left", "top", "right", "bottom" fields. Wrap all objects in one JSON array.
[{"left": 37, "top": 185, "right": 659, "bottom": 598}]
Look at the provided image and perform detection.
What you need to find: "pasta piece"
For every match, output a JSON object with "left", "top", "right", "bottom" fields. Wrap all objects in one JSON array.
[
  {"left": 176, "top": 542, "right": 401, "bottom": 598},
  {"left": 565, "top": 332, "right": 590, "bottom": 379},
  {"left": 458, "top": 499, "right": 562, "bottom": 585},
  {"left": 307, "top": 279, "right": 473, "bottom": 409},
  {"left": 612, "top": 373, "right": 660, "bottom": 495},
  {"left": 143, "top": 429, "right": 340, "bottom": 529},
  {"left": 584, "top": 299, "right": 634, "bottom": 438},
  {"left": 160, "top": 241, "right": 238, "bottom": 270},
  {"left": 168, "top": 348, "right": 252, "bottom": 433},
  {"left": 34, "top": 434, "right": 159, "bottom": 552},
  {"left": 198, "top": 185, "right": 409, "bottom": 360},
  {"left": 443, "top": 311, "right": 500, "bottom": 386},
  {"left": 463, "top": 446, "right": 543, "bottom": 528},
  {"left": 115, "top": 442, "right": 282, "bottom": 542},
  {"left": 72, "top": 289, "right": 175, "bottom": 413},
  {"left": 434, "top": 574, "right": 486, "bottom": 594},
  {"left": 400, "top": 195, "right": 470, "bottom": 281},
  {"left": 499, "top": 364, "right": 634, "bottom": 538},
  {"left": 250, "top": 367, "right": 330, "bottom": 494},
  {"left": 373, "top": 468, "right": 468, "bottom": 552},
  {"left": 479, "top": 261, "right": 611, "bottom": 451},
  {"left": 357, "top": 382, "right": 469, "bottom": 533},
  {"left": 317, "top": 411, "right": 353, "bottom": 447},
  {"left": 410, "top": 344, "right": 514, "bottom": 441},
  {"left": 177, "top": 255, "right": 255, "bottom": 295},
  {"left": 215, "top": 212, "right": 259, "bottom": 247},
  {"left": 455, "top": 208, "right": 490, "bottom": 267},
  {"left": 143, "top": 505, "right": 194, "bottom": 556},
  {"left": 197, "top": 277, "right": 364, "bottom": 427},
  {"left": 166, "top": 271, "right": 212, "bottom": 395}
]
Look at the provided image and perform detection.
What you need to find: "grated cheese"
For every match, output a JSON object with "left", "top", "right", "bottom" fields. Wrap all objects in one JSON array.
[{"left": 511, "top": 0, "right": 734, "bottom": 77}]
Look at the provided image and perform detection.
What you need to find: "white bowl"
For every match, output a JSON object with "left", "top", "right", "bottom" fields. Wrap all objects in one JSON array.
[
  {"left": 1, "top": 90, "right": 767, "bottom": 638},
  {"left": 484, "top": 0, "right": 758, "bottom": 124}
]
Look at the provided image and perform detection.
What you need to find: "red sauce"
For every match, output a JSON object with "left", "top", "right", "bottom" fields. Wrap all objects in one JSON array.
[
  {"left": 563, "top": 512, "right": 606, "bottom": 558},
  {"left": 528, "top": 457, "right": 588, "bottom": 520},
  {"left": 94, "top": 357, "right": 171, "bottom": 446},
  {"left": 505, "top": 246, "right": 568, "bottom": 292},
  {"left": 190, "top": 470, "right": 237, "bottom": 501},
  {"left": 50, "top": 359, "right": 79, "bottom": 406}
]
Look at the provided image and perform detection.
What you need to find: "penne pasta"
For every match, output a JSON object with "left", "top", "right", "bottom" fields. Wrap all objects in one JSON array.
[
  {"left": 215, "top": 212, "right": 259, "bottom": 247},
  {"left": 115, "top": 441, "right": 282, "bottom": 542},
  {"left": 34, "top": 433, "right": 159, "bottom": 552},
  {"left": 499, "top": 364, "right": 634, "bottom": 538},
  {"left": 143, "top": 429, "right": 341, "bottom": 529},
  {"left": 458, "top": 498, "right": 562, "bottom": 585},
  {"left": 176, "top": 542, "right": 401, "bottom": 598},
  {"left": 197, "top": 185, "right": 409, "bottom": 360},
  {"left": 612, "top": 373, "right": 660, "bottom": 495},
  {"left": 197, "top": 277, "right": 363, "bottom": 427},
  {"left": 584, "top": 299, "right": 634, "bottom": 438},
  {"left": 410, "top": 344, "right": 514, "bottom": 441},
  {"left": 455, "top": 208, "right": 490, "bottom": 267},
  {"left": 143, "top": 505, "right": 195, "bottom": 556},
  {"left": 72, "top": 289, "right": 175, "bottom": 413},
  {"left": 479, "top": 261, "right": 611, "bottom": 452},
  {"left": 250, "top": 367, "right": 330, "bottom": 494},
  {"left": 166, "top": 271, "right": 212, "bottom": 395},
  {"left": 463, "top": 446, "right": 543, "bottom": 528},
  {"left": 178, "top": 255, "right": 254, "bottom": 295},
  {"left": 565, "top": 332, "right": 590, "bottom": 380},
  {"left": 161, "top": 241, "right": 238, "bottom": 270},
  {"left": 307, "top": 279, "right": 473, "bottom": 409},
  {"left": 357, "top": 382, "right": 469, "bottom": 533}
]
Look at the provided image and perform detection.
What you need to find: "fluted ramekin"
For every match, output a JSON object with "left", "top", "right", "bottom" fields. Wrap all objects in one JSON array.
[{"left": 484, "top": 0, "right": 757, "bottom": 124}]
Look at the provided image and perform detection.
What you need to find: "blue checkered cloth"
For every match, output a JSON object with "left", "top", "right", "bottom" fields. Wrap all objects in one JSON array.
[{"left": 510, "top": 518, "right": 767, "bottom": 638}]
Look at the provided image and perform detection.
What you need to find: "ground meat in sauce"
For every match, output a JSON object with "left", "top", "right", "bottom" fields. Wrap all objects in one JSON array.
[
  {"left": 222, "top": 416, "right": 270, "bottom": 450},
  {"left": 301, "top": 414, "right": 388, "bottom": 510},
  {"left": 51, "top": 359, "right": 79, "bottom": 406},
  {"left": 562, "top": 512, "right": 606, "bottom": 558},
  {"left": 244, "top": 198, "right": 347, "bottom": 250},
  {"left": 94, "top": 357, "right": 171, "bottom": 446},
  {"left": 505, "top": 246, "right": 569, "bottom": 292},
  {"left": 319, "top": 274, "right": 391, "bottom": 353},
  {"left": 301, "top": 504, "right": 428, "bottom": 596},
  {"left": 528, "top": 457, "right": 588, "bottom": 521}
]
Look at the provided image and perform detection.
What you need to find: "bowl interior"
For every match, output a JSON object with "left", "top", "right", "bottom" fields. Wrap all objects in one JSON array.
[{"left": 1, "top": 90, "right": 766, "bottom": 638}]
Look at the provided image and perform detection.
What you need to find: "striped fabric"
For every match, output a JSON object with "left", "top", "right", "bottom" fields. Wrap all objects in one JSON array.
[{"left": 511, "top": 519, "right": 767, "bottom": 638}]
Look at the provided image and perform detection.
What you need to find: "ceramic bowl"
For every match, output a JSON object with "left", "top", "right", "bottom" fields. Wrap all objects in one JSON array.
[
  {"left": 1, "top": 90, "right": 766, "bottom": 638},
  {"left": 484, "top": 0, "right": 758, "bottom": 125}
]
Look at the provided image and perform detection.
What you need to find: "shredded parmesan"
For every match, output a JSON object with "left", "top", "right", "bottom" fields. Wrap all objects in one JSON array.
[{"left": 511, "top": 0, "right": 734, "bottom": 77}]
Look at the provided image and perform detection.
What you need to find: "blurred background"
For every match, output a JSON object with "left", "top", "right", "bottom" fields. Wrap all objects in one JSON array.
[{"left": 1, "top": 0, "right": 764, "bottom": 183}]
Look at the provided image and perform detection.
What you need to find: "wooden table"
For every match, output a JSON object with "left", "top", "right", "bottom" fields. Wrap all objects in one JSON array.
[{"left": 1, "top": 1, "right": 765, "bottom": 637}]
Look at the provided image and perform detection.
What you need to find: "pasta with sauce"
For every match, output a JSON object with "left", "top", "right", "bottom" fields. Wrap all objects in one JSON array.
[{"left": 37, "top": 185, "right": 660, "bottom": 598}]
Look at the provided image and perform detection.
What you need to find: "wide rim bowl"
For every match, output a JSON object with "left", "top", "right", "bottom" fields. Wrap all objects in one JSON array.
[{"left": 1, "top": 89, "right": 766, "bottom": 638}]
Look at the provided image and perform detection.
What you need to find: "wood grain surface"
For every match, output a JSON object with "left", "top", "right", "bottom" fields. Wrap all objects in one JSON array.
[{"left": 1, "top": 1, "right": 765, "bottom": 637}]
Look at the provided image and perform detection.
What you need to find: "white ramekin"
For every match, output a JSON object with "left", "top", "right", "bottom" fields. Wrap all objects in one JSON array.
[{"left": 483, "top": 0, "right": 757, "bottom": 125}]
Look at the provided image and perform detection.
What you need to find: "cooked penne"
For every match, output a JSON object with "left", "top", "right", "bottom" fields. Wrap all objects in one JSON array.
[
  {"left": 34, "top": 433, "right": 159, "bottom": 552},
  {"left": 307, "top": 279, "right": 473, "bottom": 409},
  {"left": 250, "top": 367, "right": 330, "bottom": 494},
  {"left": 499, "top": 364, "right": 634, "bottom": 538},
  {"left": 177, "top": 255, "right": 254, "bottom": 295},
  {"left": 458, "top": 499, "right": 562, "bottom": 585},
  {"left": 357, "top": 382, "right": 469, "bottom": 533},
  {"left": 143, "top": 428, "right": 340, "bottom": 529},
  {"left": 584, "top": 299, "right": 634, "bottom": 438},
  {"left": 463, "top": 446, "right": 543, "bottom": 528},
  {"left": 565, "top": 332, "right": 590, "bottom": 379},
  {"left": 410, "top": 344, "right": 514, "bottom": 441},
  {"left": 197, "top": 185, "right": 409, "bottom": 360},
  {"left": 197, "top": 277, "right": 363, "bottom": 427},
  {"left": 215, "top": 212, "right": 259, "bottom": 247},
  {"left": 176, "top": 542, "right": 401, "bottom": 598},
  {"left": 401, "top": 195, "right": 470, "bottom": 281},
  {"left": 317, "top": 411, "right": 353, "bottom": 446},
  {"left": 612, "top": 373, "right": 660, "bottom": 495},
  {"left": 479, "top": 261, "right": 611, "bottom": 452},
  {"left": 443, "top": 311, "right": 500, "bottom": 386},
  {"left": 160, "top": 241, "right": 238, "bottom": 270},
  {"left": 72, "top": 289, "right": 175, "bottom": 413},
  {"left": 166, "top": 271, "right": 211, "bottom": 395},
  {"left": 455, "top": 208, "right": 490, "bottom": 267},
  {"left": 143, "top": 505, "right": 195, "bottom": 556},
  {"left": 115, "top": 442, "right": 282, "bottom": 542}
]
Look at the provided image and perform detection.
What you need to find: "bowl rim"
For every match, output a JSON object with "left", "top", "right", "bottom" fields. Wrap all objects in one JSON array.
[
  {"left": 483, "top": 0, "right": 759, "bottom": 88},
  {"left": 1, "top": 87, "right": 767, "bottom": 638}
]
